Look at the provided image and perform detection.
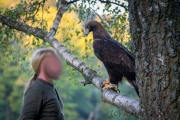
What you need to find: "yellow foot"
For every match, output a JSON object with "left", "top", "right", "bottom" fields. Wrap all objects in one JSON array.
[
  {"left": 101, "top": 80, "right": 110, "bottom": 89},
  {"left": 102, "top": 80, "right": 110, "bottom": 85},
  {"left": 101, "top": 80, "right": 120, "bottom": 92}
]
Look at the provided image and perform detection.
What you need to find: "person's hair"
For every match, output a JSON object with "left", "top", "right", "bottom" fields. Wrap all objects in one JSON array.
[{"left": 27, "top": 48, "right": 56, "bottom": 87}]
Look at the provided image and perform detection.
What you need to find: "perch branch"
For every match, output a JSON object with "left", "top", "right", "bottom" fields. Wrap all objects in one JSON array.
[
  {"left": 0, "top": 14, "right": 140, "bottom": 117},
  {"left": 98, "top": 0, "right": 128, "bottom": 11},
  {"left": 78, "top": 79, "right": 91, "bottom": 86}
]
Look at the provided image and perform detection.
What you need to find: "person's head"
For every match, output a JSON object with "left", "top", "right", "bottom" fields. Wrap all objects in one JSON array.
[{"left": 28, "top": 48, "right": 62, "bottom": 87}]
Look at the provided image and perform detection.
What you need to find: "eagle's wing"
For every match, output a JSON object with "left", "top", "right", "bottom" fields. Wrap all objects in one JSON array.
[
  {"left": 93, "top": 38, "right": 135, "bottom": 73},
  {"left": 93, "top": 38, "right": 139, "bottom": 96}
]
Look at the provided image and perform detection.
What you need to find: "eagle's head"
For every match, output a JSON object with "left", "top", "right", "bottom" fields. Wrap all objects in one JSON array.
[{"left": 84, "top": 20, "right": 101, "bottom": 36}]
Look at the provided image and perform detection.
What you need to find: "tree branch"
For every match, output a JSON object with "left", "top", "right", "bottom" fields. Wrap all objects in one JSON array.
[
  {"left": 0, "top": 15, "right": 140, "bottom": 117},
  {"left": 99, "top": 0, "right": 128, "bottom": 11},
  {"left": 67, "top": 0, "right": 80, "bottom": 4},
  {"left": 89, "top": 7, "right": 110, "bottom": 28},
  {"left": 49, "top": 0, "right": 68, "bottom": 36},
  {"left": 102, "top": 90, "right": 140, "bottom": 117},
  {"left": 49, "top": 0, "right": 80, "bottom": 37}
]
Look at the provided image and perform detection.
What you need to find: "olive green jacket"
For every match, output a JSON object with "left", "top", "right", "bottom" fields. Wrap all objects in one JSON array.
[{"left": 19, "top": 78, "right": 65, "bottom": 120}]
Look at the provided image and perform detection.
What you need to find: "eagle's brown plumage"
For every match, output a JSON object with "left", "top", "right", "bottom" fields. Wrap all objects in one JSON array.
[{"left": 85, "top": 20, "right": 139, "bottom": 96}]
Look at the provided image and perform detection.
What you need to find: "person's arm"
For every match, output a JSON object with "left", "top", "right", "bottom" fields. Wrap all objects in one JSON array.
[{"left": 19, "top": 89, "right": 42, "bottom": 120}]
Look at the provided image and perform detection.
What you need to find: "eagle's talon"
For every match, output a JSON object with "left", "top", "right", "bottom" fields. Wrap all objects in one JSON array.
[
  {"left": 112, "top": 87, "right": 120, "bottom": 93},
  {"left": 101, "top": 80, "right": 110, "bottom": 88},
  {"left": 102, "top": 83, "right": 120, "bottom": 93},
  {"left": 103, "top": 80, "right": 110, "bottom": 84}
]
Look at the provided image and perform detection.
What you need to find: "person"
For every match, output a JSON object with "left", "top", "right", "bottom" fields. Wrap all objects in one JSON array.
[{"left": 19, "top": 48, "right": 65, "bottom": 120}]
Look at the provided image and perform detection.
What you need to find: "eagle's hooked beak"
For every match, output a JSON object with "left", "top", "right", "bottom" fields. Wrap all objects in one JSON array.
[{"left": 84, "top": 28, "right": 90, "bottom": 36}]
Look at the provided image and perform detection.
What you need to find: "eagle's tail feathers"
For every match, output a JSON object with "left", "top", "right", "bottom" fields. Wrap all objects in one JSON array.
[{"left": 131, "top": 80, "right": 139, "bottom": 97}]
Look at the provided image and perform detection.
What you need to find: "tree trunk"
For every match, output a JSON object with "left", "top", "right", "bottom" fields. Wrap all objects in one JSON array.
[{"left": 128, "top": 0, "right": 180, "bottom": 119}]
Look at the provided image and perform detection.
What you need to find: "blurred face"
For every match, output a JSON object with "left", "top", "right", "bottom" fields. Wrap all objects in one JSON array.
[{"left": 42, "top": 53, "right": 62, "bottom": 80}]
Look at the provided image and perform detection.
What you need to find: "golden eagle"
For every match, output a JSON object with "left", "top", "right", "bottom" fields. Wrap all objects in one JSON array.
[{"left": 85, "top": 20, "right": 139, "bottom": 96}]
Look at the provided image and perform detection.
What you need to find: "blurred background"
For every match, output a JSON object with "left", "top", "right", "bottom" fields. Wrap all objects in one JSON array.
[{"left": 0, "top": 0, "right": 139, "bottom": 120}]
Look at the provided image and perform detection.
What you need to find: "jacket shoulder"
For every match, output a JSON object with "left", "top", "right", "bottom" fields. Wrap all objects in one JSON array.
[{"left": 26, "top": 79, "right": 45, "bottom": 94}]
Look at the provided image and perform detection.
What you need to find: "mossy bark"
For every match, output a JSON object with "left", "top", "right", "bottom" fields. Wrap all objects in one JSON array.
[{"left": 128, "top": 0, "right": 180, "bottom": 119}]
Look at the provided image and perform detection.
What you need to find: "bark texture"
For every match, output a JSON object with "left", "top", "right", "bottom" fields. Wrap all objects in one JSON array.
[{"left": 128, "top": 0, "right": 180, "bottom": 119}]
